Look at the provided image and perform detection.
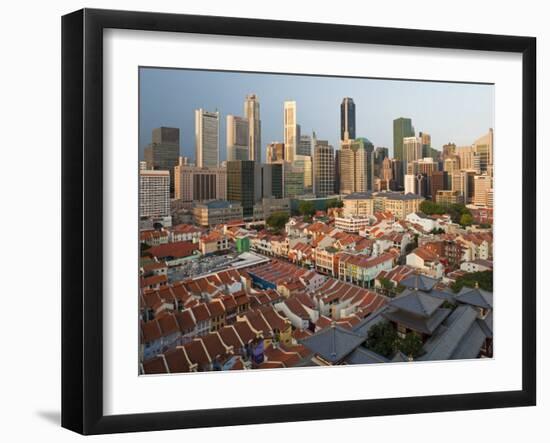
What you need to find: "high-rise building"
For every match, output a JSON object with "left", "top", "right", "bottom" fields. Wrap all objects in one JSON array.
[
  {"left": 283, "top": 162, "right": 305, "bottom": 198},
  {"left": 284, "top": 101, "right": 298, "bottom": 163},
  {"left": 340, "top": 97, "right": 356, "bottom": 141},
  {"left": 419, "top": 131, "right": 431, "bottom": 156},
  {"left": 403, "top": 136, "right": 423, "bottom": 173},
  {"left": 390, "top": 159, "right": 404, "bottom": 191},
  {"left": 373, "top": 147, "right": 389, "bottom": 178},
  {"left": 442, "top": 142, "right": 457, "bottom": 159},
  {"left": 404, "top": 174, "right": 416, "bottom": 194},
  {"left": 297, "top": 134, "right": 312, "bottom": 156},
  {"left": 226, "top": 115, "right": 249, "bottom": 161},
  {"left": 226, "top": 160, "right": 261, "bottom": 219},
  {"left": 474, "top": 129, "right": 494, "bottom": 174},
  {"left": 456, "top": 145, "right": 481, "bottom": 173},
  {"left": 266, "top": 142, "right": 285, "bottom": 163},
  {"left": 393, "top": 117, "right": 414, "bottom": 161},
  {"left": 334, "top": 150, "right": 341, "bottom": 194},
  {"left": 339, "top": 138, "right": 373, "bottom": 194},
  {"left": 244, "top": 94, "right": 261, "bottom": 162},
  {"left": 174, "top": 165, "right": 227, "bottom": 203},
  {"left": 294, "top": 155, "right": 313, "bottom": 192},
  {"left": 261, "top": 163, "right": 283, "bottom": 199},
  {"left": 313, "top": 140, "right": 335, "bottom": 197},
  {"left": 452, "top": 170, "right": 476, "bottom": 204},
  {"left": 474, "top": 175, "right": 493, "bottom": 207},
  {"left": 139, "top": 170, "right": 170, "bottom": 222},
  {"left": 195, "top": 109, "right": 219, "bottom": 168},
  {"left": 144, "top": 126, "right": 180, "bottom": 195},
  {"left": 430, "top": 171, "right": 448, "bottom": 201},
  {"left": 444, "top": 156, "right": 460, "bottom": 188}
]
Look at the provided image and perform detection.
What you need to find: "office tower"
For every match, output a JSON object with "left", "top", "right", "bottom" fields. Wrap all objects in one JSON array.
[
  {"left": 226, "top": 115, "right": 249, "bottom": 161},
  {"left": 271, "top": 163, "right": 284, "bottom": 199},
  {"left": 139, "top": 161, "right": 148, "bottom": 171},
  {"left": 244, "top": 94, "right": 261, "bottom": 162},
  {"left": 457, "top": 145, "right": 481, "bottom": 173},
  {"left": 408, "top": 157, "right": 438, "bottom": 176},
  {"left": 381, "top": 156, "right": 394, "bottom": 183},
  {"left": 341, "top": 97, "right": 356, "bottom": 141},
  {"left": 283, "top": 162, "right": 305, "bottom": 198},
  {"left": 430, "top": 171, "right": 448, "bottom": 201},
  {"left": 474, "top": 129, "right": 494, "bottom": 173},
  {"left": 313, "top": 140, "right": 335, "bottom": 197},
  {"left": 283, "top": 101, "right": 298, "bottom": 163},
  {"left": 451, "top": 170, "right": 476, "bottom": 204},
  {"left": 442, "top": 142, "right": 457, "bottom": 159},
  {"left": 297, "top": 134, "right": 313, "bottom": 156},
  {"left": 294, "top": 155, "right": 313, "bottom": 192},
  {"left": 334, "top": 149, "right": 341, "bottom": 194},
  {"left": 443, "top": 156, "right": 460, "bottom": 188},
  {"left": 195, "top": 109, "right": 220, "bottom": 168},
  {"left": 227, "top": 160, "right": 261, "bottom": 219},
  {"left": 393, "top": 117, "right": 414, "bottom": 161},
  {"left": 404, "top": 174, "right": 416, "bottom": 194},
  {"left": 390, "top": 159, "right": 404, "bottom": 190},
  {"left": 373, "top": 147, "right": 389, "bottom": 178},
  {"left": 339, "top": 138, "right": 373, "bottom": 194},
  {"left": 474, "top": 175, "right": 493, "bottom": 207},
  {"left": 144, "top": 126, "right": 180, "bottom": 194},
  {"left": 419, "top": 131, "right": 431, "bottom": 156},
  {"left": 139, "top": 170, "right": 170, "bottom": 219},
  {"left": 403, "top": 136, "right": 423, "bottom": 172},
  {"left": 266, "top": 142, "right": 285, "bottom": 163},
  {"left": 174, "top": 165, "right": 227, "bottom": 202}
]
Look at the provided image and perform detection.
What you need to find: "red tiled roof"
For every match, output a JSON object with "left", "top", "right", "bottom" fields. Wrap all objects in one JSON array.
[
  {"left": 163, "top": 347, "right": 194, "bottom": 373},
  {"left": 149, "top": 241, "right": 199, "bottom": 260},
  {"left": 183, "top": 340, "right": 211, "bottom": 366},
  {"left": 142, "top": 356, "right": 167, "bottom": 374}
]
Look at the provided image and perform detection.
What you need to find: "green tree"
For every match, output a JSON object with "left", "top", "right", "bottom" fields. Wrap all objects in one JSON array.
[
  {"left": 266, "top": 211, "right": 289, "bottom": 232},
  {"left": 366, "top": 322, "right": 398, "bottom": 358},
  {"left": 451, "top": 270, "right": 493, "bottom": 293},
  {"left": 398, "top": 333, "right": 423, "bottom": 358},
  {"left": 420, "top": 200, "right": 446, "bottom": 215},
  {"left": 379, "top": 277, "right": 394, "bottom": 291},
  {"left": 298, "top": 200, "right": 315, "bottom": 217},
  {"left": 327, "top": 198, "right": 343, "bottom": 209},
  {"left": 459, "top": 213, "right": 474, "bottom": 227}
]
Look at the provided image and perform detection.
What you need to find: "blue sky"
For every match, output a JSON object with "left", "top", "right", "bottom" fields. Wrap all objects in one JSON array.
[{"left": 139, "top": 67, "right": 494, "bottom": 162}]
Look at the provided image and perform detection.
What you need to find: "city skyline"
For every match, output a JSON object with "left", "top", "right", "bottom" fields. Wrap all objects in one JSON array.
[{"left": 139, "top": 67, "right": 494, "bottom": 163}]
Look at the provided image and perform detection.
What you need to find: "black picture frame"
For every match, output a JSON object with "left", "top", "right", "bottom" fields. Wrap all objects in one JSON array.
[{"left": 61, "top": 8, "right": 537, "bottom": 435}]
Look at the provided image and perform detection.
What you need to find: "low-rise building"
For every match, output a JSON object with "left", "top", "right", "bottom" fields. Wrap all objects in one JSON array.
[{"left": 193, "top": 200, "right": 243, "bottom": 227}]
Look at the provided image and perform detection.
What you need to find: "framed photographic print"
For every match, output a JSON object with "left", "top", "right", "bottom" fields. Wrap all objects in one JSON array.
[{"left": 61, "top": 8, "right": 536, "bottom": 435}]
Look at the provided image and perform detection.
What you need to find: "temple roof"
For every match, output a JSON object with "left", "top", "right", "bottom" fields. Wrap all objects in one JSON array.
[{"left": 300, "top": 324, "right": 366, "bottom": 364}]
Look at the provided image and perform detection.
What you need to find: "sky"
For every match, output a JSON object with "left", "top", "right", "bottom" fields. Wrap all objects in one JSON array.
[{"left": 139, "top": 67, "right": 494, "bottom": 162}]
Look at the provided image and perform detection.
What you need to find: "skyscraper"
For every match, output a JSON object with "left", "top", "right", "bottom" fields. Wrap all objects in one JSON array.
[
  {"left": 313, "top": 140, "right": 335, "bottom": 197},
  {"left": 339, "top": 138, "right": 373, "bottom": 194},
  {"left": 430, "top": 171, "right": 448, "bottom": 201},
  {"left": 174, "top": 165, "right": 227, "bottom": 203},
  {"left": 474, "top": 129, "right": 494, "bottom": 174},
  {"left": 297, "top": 134, "right": 313, "bottom": 156},
  {"left": 266, "top": 142, "right": 285, "bottom": 163},
  {"left": 226, "top": 115, "right": 249, "bottom": 161},
  {"left": 226, "top": 160, "right": 261, "bottom": 219},
  {"left": 340, "top": 97, "right": 356, "bottom": 141},
  {"left": 403, "top": 136, "right": 423, "bottom": 175},
  {"left": 139, "top": 170, "right": 171, "bottom": 225},
  {"left": 195, "top": 109, "right": 220, "bottom": 168},
  {"left": 284, "top": 101, "right": 298, "bottom": 163},
  {"left": 244, "top": 94, "right": 261, "bottom": 162},
  {"left": 144, "top": 126, "right": 180, "bottom": 195},
  {"left": 393, "top": 117, "right": 414, "bottom": 161}
]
